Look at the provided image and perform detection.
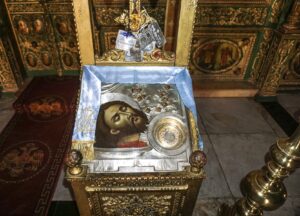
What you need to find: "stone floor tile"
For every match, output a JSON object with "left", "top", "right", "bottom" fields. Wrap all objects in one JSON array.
[
  {"left": 198, "top": 135, "right": 232, "bottom": 198},
  {"left": 278, "top": 94, "right": 300, "bottom": 108},
  {"left": 198, "top": 116, "right": 207, "bottom": 135},
  {"left": 196, "top": 99, "right": 207, "bottom": 135},
  {"left": 0, "top": 97, "right": 15, "bottom": 133},
  {"left": 193, "top": 198, "right": 295, "bottom": 216},
  {"left": 0, "top": 110, "right": 14, "bottom": 133},
  {"left": 253, "top": 102, "right": 288, "bottom": 138},
  {"left": 52, "top": 169, "right": 74, "bottom": 201},
  {"left": 196, "top": 98, "right": 273, "bottom": 134},
  {"left": 192, "top": 198, "right": 235, "bottom": 216},
  {"left": 291, "top": 197, "right": 300, "bottom": 216},
  {"left": 209, "top": 133, "right": 277, "bottom": 197},
  {"left": 285, "top": 107, "right": 300, "bottom": 123},
  {"left": 0, "top": 97, "right": 15, "bottom": 110},
  {"left": 285, "top": 169, "right": 300, "bottom": 198},
  {"left": 264, "top": 199, "right": 295, "bottom": 216}
]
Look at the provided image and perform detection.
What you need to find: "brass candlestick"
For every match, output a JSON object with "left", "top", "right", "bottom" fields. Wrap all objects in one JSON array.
[{"left": 218, "top": 125, "right": 300, "bottom": 216}]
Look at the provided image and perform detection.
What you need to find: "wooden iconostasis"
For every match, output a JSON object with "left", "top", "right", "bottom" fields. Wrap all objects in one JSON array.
[
  {"left": 1, "top": 0, "right": 300, "bottom": 96},
  {"left": 1, "top": 0, "right": 80, "bottom": 80}
]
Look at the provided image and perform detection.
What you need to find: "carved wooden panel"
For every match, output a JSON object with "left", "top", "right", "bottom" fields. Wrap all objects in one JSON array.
[
  {"left": 11, "top": 13, "right": 58, "bottom": 71},
  {"left": 196, "top": 0, "right": 286, "bottom": 27},
  {"left": 4, "top": 0, "right": 80, "bottom": 75},
  {"left": 88, "top": 191, "right": 186, "bottom": 216},
  {"left": 50, "top": 5, "right": 80, "bottom": 71},
  {"left": 190, "top": 0, "right": 296, "bottom": 94},
  {"left": 195, "top": 7, "right": 269, "bottom": 27},
  {"left": 72, "top": 172, "right": 203, "bottom": 216},
  {"left": 190, "top": 29, "right": 256, "bottom": 80},
  {"left": 279, "top": 39, "right": 300, "bottom": 87}
]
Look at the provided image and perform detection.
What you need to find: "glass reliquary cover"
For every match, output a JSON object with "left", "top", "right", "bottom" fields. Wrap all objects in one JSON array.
[{"left": 72, "top": 66, "right": 203, "bottom": 173}]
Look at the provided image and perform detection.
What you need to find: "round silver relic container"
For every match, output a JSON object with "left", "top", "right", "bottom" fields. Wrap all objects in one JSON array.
[{"left": 148, "top": 113, "right": 188, "bottom": 156}]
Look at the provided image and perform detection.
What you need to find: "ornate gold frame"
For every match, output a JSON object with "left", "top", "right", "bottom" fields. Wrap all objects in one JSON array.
[
  {"left": 72, "top": 0, "right": 199, "bottom": 67},
  {"left": 189, "top": 29, "right": 257, "bottom": 80}
]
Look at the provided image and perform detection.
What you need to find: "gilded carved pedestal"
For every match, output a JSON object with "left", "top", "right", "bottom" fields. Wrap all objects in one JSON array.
[{"left": 66, "top": 149, "right": 206, "bottom": 216}]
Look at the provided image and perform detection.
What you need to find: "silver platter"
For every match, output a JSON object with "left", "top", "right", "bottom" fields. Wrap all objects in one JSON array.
[{"left": 148, "top": 113, "right": 188, "bottom": 156}]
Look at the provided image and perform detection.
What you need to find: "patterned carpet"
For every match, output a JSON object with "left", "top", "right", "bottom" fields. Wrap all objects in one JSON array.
[{"left": 0, "top": 76, "right": 79, "bottom": 216}]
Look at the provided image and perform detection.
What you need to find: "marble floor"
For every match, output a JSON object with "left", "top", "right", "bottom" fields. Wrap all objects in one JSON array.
[{"left": 0, "top": 93, "right": 299, "bottom": 216}]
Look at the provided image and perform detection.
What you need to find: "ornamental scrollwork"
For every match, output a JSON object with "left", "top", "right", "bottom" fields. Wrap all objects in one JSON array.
[
  {"left": 97, "top": 49, "right": 175, "bottom": 64},
  {"left": 260, "top": 39, "right": 295, "bottom": 95},
  {"left": 281, "top": 42, "right": 300, "bottom": 83},
  {"left": 47, "top": 3, "right": 73, "bottom": 13},
  {"left": 7, "top": 3, "right": 44, "bottom": 13},
  {"left": 195, "top": 7, "right": 268, "bottom": 26},
  {"left": 1, "top": 36, "right": 23, "bottom": 88},
  {"left": 95, "top": 8, "right": 124, "bottom": 26},
  {"left": 145, "top": 7, "right": 166, "bottom": 28},
  {"left": 101, "top": 194, "right": 172, "bottom": 216},
  {"left": 251, "top": 29, "right": 274, "bottom": 83},
  {"left": 268, "top": 0, "right": 284, "bottom": 24},
  {"left": 0, "top": 39, "right": 18, "bottom": 92},
  {"left": 84, "top": 171, "right": 203, "bottom": 188},
  {"left": 94, "top": 7, "right": 165, "bottom": 28},
  {"left": 72, "top": 140, "right": 94, "bottom": 161}
]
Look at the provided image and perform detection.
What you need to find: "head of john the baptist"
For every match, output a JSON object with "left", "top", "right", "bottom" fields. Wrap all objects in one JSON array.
[{"left": 95, "top": 100, "right": 148, "bottom": 148}]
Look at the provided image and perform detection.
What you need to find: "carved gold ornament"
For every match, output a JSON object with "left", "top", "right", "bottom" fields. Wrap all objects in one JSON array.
[
  {"left": 97, "top": 48, "right": 175, "bottom": 65},
  {"left": 251, "top": 29, "right": 274, "bottom": 84},
  {"left": 196, "top": 7, "right": 268, "bottom": 26},
  {"left": 269, "top": 0, "right": 284, "bottom": 24},
  {"left": 0, "top": 40, "right": 18, "bottom": 92},
  {"left": 72, "top": 141, "right": 95, "bottom": 161},
  {"left": 100, "top": 194, "right": 172, "bottom": 215},
  {"left": 260, "top": 38, "right": 295, "bottom": 95}
]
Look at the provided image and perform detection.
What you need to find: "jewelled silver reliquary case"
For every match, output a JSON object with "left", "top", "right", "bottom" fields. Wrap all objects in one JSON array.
[{"left": 72, "top": 66, "right": 203, "bottom": 173}]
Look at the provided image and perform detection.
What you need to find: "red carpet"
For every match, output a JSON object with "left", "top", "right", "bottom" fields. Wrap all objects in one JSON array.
[{"left": 0, "top": 76, "right": 79, "bottom": 216}]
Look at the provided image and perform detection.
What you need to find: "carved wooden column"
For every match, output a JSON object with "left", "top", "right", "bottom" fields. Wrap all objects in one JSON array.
[
  {"left": 175, "top": 0, "right": 198, "bottom": 66},
  {"left": 0, "top": 38, "right": 19, "bottom": 93},
  {"left": 258, "top": 0, "right": 300, "bottom": 96},
  {"left": 0, "top": 2, "right": 24, "bottom": 93},
  {"left": 72, "top": 0, "right": 95, "bottom": 65},
  {"left": 278, "top": 0, "right": 300, "bottom": 89}
]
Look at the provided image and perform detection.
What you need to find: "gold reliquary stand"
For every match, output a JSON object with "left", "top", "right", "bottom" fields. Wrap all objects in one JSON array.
[{"left": 67, "top": 1, "right": 205, "bottom": 215}]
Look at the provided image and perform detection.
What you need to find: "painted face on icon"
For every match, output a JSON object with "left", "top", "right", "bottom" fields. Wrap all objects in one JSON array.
[
  {"left": 57, "top": 22, "right": 69, "bottom": 35},
  {"left": 103, "top": 103, "right": 147, "bottom": 135},
  {"left": 17, "top": 20, "right": 29, "bottom": 34},
  {"left": 33, "top": 19, "right": 43, "bottom": 33}
]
